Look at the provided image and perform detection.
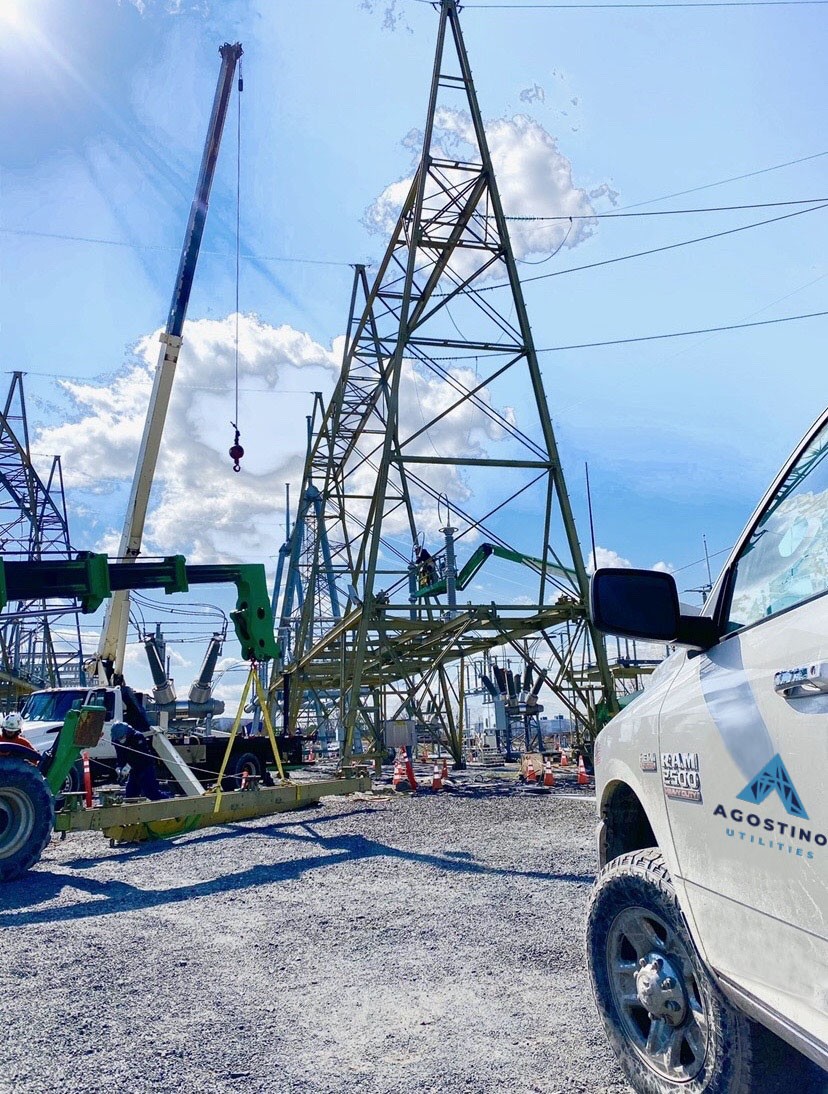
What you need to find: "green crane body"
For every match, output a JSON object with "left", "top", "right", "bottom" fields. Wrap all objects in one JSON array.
[
  {"left": 0, "top": 553, "right": 279, "bottom": 661},
  {"left": 0, "top": 552, "right": 369, "bottom": 883}
]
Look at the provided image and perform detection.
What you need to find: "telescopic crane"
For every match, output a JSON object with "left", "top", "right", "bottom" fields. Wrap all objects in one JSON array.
[{"left": 91, "top": 42, "right": 243, "bottom": 686}]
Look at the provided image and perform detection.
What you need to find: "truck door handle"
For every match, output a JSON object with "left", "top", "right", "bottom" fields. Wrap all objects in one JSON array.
[{"left": 774, "top": 662, "right": 828, "bottom": 697}]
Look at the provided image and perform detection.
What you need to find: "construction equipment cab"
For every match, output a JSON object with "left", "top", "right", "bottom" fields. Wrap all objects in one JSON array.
[{"left": 585, "top": 406, "right": 828, "bottom": 1094}]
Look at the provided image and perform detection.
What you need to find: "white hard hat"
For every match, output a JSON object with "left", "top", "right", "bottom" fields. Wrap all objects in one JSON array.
[{"left": 3, "top": 712, "right": 22, "bottom": 734}]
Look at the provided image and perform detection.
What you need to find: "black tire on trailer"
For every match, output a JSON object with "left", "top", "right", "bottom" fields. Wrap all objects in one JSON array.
[
  {"left": 585, "top": 848, "right": 760, "bottom": 1094},
  {"left": 0, "top": 756, "right": 55, "bottom": 882},
  {"left": 222, "top": 750, "right": 264, "bottom": 790},
  {"left": 62, "top": 760, "right": 83, "bottom": 795}
]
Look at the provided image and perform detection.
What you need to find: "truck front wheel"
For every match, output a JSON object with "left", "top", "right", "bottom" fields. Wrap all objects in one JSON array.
[
  {"left": 586, "top": 848, "right": 758, "bottom": 1094},
  {"left": 0, "top": 757, "right": 55, "bottom": 882}
]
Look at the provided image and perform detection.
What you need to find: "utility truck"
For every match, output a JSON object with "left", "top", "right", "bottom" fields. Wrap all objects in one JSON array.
[
  {"left": 586, "top": 406, "right": 828, "bottom": 1093},
  {"left": 19, "top": 675, "right": 290, "bottom": 793}
]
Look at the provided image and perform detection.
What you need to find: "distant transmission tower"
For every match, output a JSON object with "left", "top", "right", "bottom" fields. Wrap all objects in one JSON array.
[
  {"left": 0, "top": 372, "right": 85, "bottom": 705},
  {"left": 272, "top": 0, "right": 615, "bottom": 763}
]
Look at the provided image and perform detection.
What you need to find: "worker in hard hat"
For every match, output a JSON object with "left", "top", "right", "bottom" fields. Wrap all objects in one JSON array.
[
  {"left": 1, "top": 712, "right": 38, "bottom": 754},
  {"left": 111, "top": 721, "right": 169, "bottom": 801}
]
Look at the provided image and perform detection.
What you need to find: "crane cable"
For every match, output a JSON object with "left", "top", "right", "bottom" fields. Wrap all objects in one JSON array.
[{"left": 229, "top": 59, "right": 245, "bottom": 473}]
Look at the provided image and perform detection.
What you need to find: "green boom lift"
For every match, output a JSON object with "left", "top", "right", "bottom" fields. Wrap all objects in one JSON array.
[{"left": 0, "top": 553, "right": 368, "bottom": 882}]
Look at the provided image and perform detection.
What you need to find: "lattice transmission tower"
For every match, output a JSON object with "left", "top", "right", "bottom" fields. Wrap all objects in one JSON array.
[
  {"left": 271, "top": 0, "right": 616, "bottom": 762},
  {"left": 0, "top": 372, "right": 85, "bottom": 706}
]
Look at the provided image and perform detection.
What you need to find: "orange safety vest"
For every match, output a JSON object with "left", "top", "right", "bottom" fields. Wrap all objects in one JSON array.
[{"left": 1, "top": 730, "right": 38, "bottom": 753}]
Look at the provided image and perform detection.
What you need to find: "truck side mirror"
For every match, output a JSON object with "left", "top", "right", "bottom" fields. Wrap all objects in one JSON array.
[{"left": 590, "top": 568, "right": 718, "bottom": 649}]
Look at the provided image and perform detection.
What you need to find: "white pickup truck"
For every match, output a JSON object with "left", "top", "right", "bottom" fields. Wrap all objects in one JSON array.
[{"left": 587, "top": 406, "right": 828, "bottom": 1093}]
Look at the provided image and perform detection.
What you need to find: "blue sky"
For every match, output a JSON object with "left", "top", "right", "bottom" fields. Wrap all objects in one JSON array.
[{"left": 1, "top": 0, "right": 826, "bottom": 698}]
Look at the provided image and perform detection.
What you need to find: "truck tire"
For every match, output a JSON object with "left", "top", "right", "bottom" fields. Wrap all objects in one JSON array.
[
  {"left": 0, "top": 757, "right": 54, "bottom": 882},
  {"left": 222, "top": 750, "right": 264, "bottom": 790},
  {"left": 586, "top": 848, "right": 760, "bottom": 1094},
  {"left": 62, "top": 760, "right": 83, "bottom": 795}
]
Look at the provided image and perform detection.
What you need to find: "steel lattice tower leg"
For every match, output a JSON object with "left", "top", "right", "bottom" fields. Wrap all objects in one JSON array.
[
  {"left": 0, "top": 372, "right": 85, "bottom": 705},
  {"left": 273, "top": 0, "right": 616, "bottom": 764}
]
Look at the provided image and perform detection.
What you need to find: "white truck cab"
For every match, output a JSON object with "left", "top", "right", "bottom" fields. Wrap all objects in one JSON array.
[
  {"left": 586, "top": 407, "right": 828, "bottom": 1093},
  {"left": 21, "top": 685, "right": 133, "bottom": 773}
]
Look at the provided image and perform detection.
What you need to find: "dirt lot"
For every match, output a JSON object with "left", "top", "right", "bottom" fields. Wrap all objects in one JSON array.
[{"left": 2, "top": 766, "right": 818, "bottom": 1094}]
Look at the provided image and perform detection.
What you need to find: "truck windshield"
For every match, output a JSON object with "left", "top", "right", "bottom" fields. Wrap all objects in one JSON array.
[{"left": 21, "top": 689, "right": 88, "bottom": 723}]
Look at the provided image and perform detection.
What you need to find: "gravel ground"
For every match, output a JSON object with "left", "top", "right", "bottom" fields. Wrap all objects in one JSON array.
[{"left": 1, "top": 766, "right": 816, "bottom": 1094}]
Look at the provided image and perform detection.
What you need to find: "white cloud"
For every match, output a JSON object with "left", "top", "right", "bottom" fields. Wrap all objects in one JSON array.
[
  {"left": 37, "top": 314, "right": 340, "bottom": 565},
  {"left": 365, "top": 109, "right": 608, "bottom": 275},
  {"left": 36, "top": 313, "right": 516, "bottom": 572},
  {"left": 588, "top": 546, "right": 632, "bottom": 574},
  {"left": 588, "top": 546, "right": 673, "bottom": 575}
]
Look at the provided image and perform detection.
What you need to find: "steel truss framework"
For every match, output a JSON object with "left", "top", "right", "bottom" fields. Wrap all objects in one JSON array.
[
  {"left": 0, "top": 372, "right": 85, "bottom": 702},
  {"left": 271, "top": 0, "right": 616, "bottom": 762}
]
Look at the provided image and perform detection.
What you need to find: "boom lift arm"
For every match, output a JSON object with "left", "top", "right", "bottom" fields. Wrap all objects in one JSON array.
[
  {"left": 413, "top": 542, "right": 575, "bottom": 600},
  {"left": 92, "top": 42, "right": 243, "bottom": 685}
]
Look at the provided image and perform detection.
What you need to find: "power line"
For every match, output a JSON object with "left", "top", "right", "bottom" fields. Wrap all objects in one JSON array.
[
  {"left": 478, "top": 200, "right": 828, "bottom": 290},
  {"left": 536, "top": 307, "right": 828, "bottom": 353},
  {"left": 0, "top": 226, "right": 353, "bottom": 268},
  {"left": 618, "top": 151, "right": 828, "bottom": 210},
  {"left": 453, "top": 1, "right": 828, "bottom": 8},
  {"left": 503, "top": 197, "right": 828, "bottom": 221}
]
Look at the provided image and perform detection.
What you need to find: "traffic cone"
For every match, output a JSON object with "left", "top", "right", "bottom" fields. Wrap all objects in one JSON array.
[
  {"left": 525, "top": 759, "right": 538, "bottom": 784},
  {"left": 431, "top": 763, "right": 443, "bottom": 791},
  {"left": 577, "top": 753, "right": 590, "bottom": 786},
  {"left": 405, "top": 756, "right": 418, "bottom": 792},
  {"left": 543, "top": 759, "right": 555, "bottom": 787},
  {"left": 560, "top": 748, "right": 569, "bottom": 768},
  {"left": 392, "top": 758, "right": 406, "bottom": 789},
  {"left": 441, "top": 757, "right": 449, "bottom": 783},
  {"left": 82, "top": 750, "right": 93, "bottom": 808}
]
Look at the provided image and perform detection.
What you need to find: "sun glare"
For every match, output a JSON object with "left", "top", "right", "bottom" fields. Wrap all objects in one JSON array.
[
  {"left": 1, "top": 0, "right": 42, "bottom": 35},
  {"left": 0, "top": 0, "right": 28, "bottom": 31}
]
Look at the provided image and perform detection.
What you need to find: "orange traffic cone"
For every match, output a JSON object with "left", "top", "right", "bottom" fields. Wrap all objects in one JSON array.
[
  {"left": 525, "top": 759, "right": 538, "bottom": 784},
  {"left": 392, "top": 758, "right": 406, "bottom": 789},
  {"left": 560, "top": 748, "right": 569, "bottom": 768},
  {"left": 543, "top": 759, "right": 555, "bottom": 787},
  {"left": 441, "top": 757, "right": 449, "bottom": 783},
  {"left": 577, "top": 753, "right": 590, "bottom": 786},
  {"left": 405, "top": 757, "right": 419, "bottom": 792},
  {"left": 82, "top": 750, "right": 93, "bottom": 808},
  {"left": 431, "top": 763, "right": 443, "bottom": 791}
]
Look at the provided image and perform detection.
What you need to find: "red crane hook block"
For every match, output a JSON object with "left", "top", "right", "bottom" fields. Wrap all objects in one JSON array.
[{"left": 229, "top": 423, "right": 244, "bottom": 473}]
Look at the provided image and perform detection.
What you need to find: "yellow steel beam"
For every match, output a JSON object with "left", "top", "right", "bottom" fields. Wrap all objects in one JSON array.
[{"left": 55, "top": 775, "right": 371, "bottom": 843}]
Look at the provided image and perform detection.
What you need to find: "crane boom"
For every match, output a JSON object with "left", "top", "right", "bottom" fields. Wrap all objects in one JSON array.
[{"left": 93, "top": 42, "right": 243, "bottom": 684}]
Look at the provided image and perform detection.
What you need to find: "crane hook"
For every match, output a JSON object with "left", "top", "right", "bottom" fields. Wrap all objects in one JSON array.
[{"left": 229, "top": 422, "right": 244, "bottom": 473}]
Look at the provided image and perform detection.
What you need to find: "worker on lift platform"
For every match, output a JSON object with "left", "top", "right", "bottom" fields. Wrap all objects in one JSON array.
[{"left": 416, "top": 546, "right": 438, "bottom": 589}]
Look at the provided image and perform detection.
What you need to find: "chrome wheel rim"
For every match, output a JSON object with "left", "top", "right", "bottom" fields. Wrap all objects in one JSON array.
[{"left": 607, "top": 905, "right": 709, "bottom": 1083}]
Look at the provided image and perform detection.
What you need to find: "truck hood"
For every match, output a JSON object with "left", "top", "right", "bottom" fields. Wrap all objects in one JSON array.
[{"left": 20, "top": 720, "right": 63, "bottom": 754}]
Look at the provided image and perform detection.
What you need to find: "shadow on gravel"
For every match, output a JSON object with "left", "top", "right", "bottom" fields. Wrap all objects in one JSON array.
[
  {"left": 0, "top": 823, "right": 594, "bottom": 927},
  {"left": 59, "top": 806, "right": 381, "bottom": 870}
]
